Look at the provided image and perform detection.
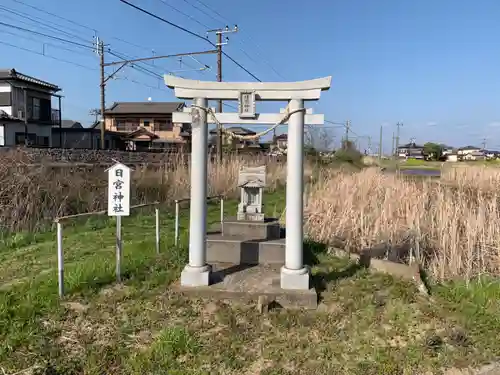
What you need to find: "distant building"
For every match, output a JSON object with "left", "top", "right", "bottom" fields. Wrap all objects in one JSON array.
[
  {"left": 396, "top": 142, "right": 425, "bottom": 159},
  {"left": 0, "top": 68, "right": 62, "bottom": 147},
  {"left": 463, "top": 151, "right": 485, "bottom": 161},
  {"left": 457, "top": 146, "right": 481, "bottom": 156},
  {"left": 52, "top": 126, "right": 124, "bottom": 149},
  {"left": 273, "top": 133, "right": 288, "bottom": 150},
  {"left": 484, "top": 150, "right": 499, "bottom": 159},
  {"left": 209, "top": 126, "right": 258, "bottom": 150},
  {"left": 59, "top": 119, "right": 83, "bottom": 129},
  {"left": 98, "top": 101, "right": 190, "bottom": 151}
]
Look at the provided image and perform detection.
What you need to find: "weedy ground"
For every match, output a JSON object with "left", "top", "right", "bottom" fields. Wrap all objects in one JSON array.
[{"left": 0, "top": 191, "right": 499, "bottom": 375}]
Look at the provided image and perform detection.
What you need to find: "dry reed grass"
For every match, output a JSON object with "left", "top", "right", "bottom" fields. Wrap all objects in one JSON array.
[
  {"left": 4, "top": 146, "right": 499, "bottom": 281},
  {"left": 0, "top": 151, "right": 286, "bottom": 233},
  {"left": 306, "top": 167, "right": 500, "bottom": 281}
]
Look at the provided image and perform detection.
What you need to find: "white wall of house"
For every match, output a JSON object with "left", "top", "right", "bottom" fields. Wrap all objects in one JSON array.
[
  {"left": 458, "top": 148, "right": 480, "bottom": 156},
  {"left": 0, "top": 83, "right": 11, "bottom": 115},
  {"left": 0, "top": 125, "right": 4, "bottom": 146},
  {"left": 463, "top": 152, "right": 485, "bottom": 161}
]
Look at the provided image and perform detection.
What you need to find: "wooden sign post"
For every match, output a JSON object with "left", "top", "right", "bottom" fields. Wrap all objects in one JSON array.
[{"left": 107, "top": 162, "right": 131, "bottom": 283}]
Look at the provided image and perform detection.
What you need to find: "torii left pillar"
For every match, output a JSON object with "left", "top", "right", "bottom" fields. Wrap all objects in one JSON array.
[
  {"left": 165, "top": 75, "right": 331, "bottom": 289},
  {"left": 180, "top": 97, "right": 212, "bottom": 286}
]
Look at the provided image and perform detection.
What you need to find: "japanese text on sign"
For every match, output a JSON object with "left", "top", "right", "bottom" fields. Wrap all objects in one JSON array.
[
  {"left": 107, "top": 163, "right": 131, "bottom": 216},
  {"left": 238, "top": 91, "right": 256, "bottom": 118}
]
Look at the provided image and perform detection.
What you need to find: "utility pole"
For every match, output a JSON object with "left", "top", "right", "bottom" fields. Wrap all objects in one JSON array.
[
  {"left": 208, "top": 25, "right": 238, "bottom": 163},
  {"left": 378, "top": 125, "right": 383, "bottom": 161},
  {"left": 395, "top": 122, "right": 403, "bottom": 173},
  {"left": 96, "top": 38, "right": 217, "bottom": 151},
  {"left": 344, "top": 119, "right": 351, "bottom": 148},
  {"left": 391, "top": 132, "right": 395, "bottom": 157},
  {"left": 98, "top": 38, "right": 106, "bottom": 149},
  {"left": 395, "top": 122, "right": 403, "bottom": 156}
]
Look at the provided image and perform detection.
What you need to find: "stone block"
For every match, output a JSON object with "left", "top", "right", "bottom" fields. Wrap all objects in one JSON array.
[
  {"left": 222, "top": 218, "right": 281, "bottom": 240},
  {"left": 207, "top": 235, "right": 285, "bottom": 264}
]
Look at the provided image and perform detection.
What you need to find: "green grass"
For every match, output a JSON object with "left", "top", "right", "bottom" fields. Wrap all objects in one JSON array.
[{"left": 0, "top": 190, "right": 499, "bottom": 374}]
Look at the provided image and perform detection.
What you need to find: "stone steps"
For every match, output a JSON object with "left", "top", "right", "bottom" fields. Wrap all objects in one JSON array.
[{"left": 207, "top": 218, "right": 285, "bottom": 265}]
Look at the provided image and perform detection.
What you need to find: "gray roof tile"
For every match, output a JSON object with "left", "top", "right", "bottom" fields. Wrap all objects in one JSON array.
[
  {"left": 0, "top": 69, "right": 60, "bottom": 91},
  {"left": 104, "top": 102, "right": 185, "bottom": 115}
]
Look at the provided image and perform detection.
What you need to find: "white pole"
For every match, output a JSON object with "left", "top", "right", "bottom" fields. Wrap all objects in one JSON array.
[
  {"left": 281, "top": 99, "right": 310, "bottom": 290},
  {"left": 180, "top": 98, "right": 211, "bottom": 286},
  {"left": 220, "top": 197, "right": 224, "bottom": 235},
  {"left": 155, "top": 207, "right": 160, "bottom": 254},
  {"left": 285, "top": 99, "right": 305, "bottom": 271},
  {"left": 57, "top": 222, "right": 64, "bottom": 298},
  {"left": 188, "top": 97, "right": 208, "bottom": 268},
  {"left": 116, "top": 216, "right": 122, "bottom": 283},
  {"left": 175, "top": 200, "right": 179, "bottom": 246}
]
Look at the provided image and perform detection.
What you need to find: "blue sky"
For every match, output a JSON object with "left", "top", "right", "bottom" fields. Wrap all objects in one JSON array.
[{"left": 1, "top": 0, "right": 500, "bottom": 151}]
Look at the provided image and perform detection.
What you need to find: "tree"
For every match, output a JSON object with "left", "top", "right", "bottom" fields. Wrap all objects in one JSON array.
[
  {"left": 423, "top": 142, "right": 443, "bottom": 160},
  {"left": 334, "top": 139, "right": 363, "bottom": 164}
]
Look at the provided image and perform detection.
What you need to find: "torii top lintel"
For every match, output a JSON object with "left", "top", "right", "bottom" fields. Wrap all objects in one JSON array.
[{"left": 164, "top": 75, "right": 332, "bottom": 101}]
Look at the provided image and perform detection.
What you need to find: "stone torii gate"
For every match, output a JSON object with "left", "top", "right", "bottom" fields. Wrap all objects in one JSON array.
[{"left": 165, "top": 75, "right": 331, "bottom": 290}]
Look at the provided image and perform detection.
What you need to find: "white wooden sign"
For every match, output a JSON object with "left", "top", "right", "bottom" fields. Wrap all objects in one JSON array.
[
  {"left": 107, "top": 162, "right": 131, "bottom": 216},
  {"left": 238, "top": 91, "right": 256, "bottom": 119}
]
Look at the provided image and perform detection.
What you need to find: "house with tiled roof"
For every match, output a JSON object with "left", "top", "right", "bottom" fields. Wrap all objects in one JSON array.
[
  {"left": 0, "top": 69, "right": 62, "bottom": 147},
  {"left": 93, "top": 101, "right": 190, "bottom": 151}
]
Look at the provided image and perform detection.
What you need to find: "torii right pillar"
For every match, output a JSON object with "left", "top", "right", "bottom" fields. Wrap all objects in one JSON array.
[{"left": 281, "top": 97, "right": 309, "bottom": 290}]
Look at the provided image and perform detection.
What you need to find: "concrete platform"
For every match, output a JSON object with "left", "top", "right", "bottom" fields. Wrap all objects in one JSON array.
[
  {"left": 207, "top": 234, "right": 285, "bottom": 264},
  {"left": 221, "top": 217, "right": 281, "bottom": 240},
  {"left": 172, "top": 263, "right": 318, "bottom": 310}
]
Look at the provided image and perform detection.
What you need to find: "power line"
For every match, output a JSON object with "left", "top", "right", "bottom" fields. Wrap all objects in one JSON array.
[
  {"left": 118, "top": 76, "right": 169, "bottom": 92},
  {"left": 0, "top": 39, "right": 97, "bottom": 71},
  {"left": 7, "top": 0, "right": 97, "bottom": 33},
  {"left": 184, "top": 0, "right": 285, "bottom": 80},
  {"left": 0, "top": 20, "right": 94, "bottom": 50},
  {"left": 7, "top": 0, "right": 160, "bottom": 57},
  {"left": 325, "top": 119, "right": 360, "bottom": 138},
  {"left": 107, "top": 50, "right": 164, "bottom": 79},
  {"left": 119, "top": 0, "right": 261, "bottom": 82},
  {"left": 0, "top": 28, "right": 94, "bottom": 58},
  {"left": 0, "top": 4, "right": 92, "bottom": 43},
  {"left": 157, "top": 0, "right": 210, "bottom": 30},
  {"left": 179, "top": 0, "right": 222, "bottom": 26},
  {"left": 192, "top": 0, "right": 231, "bottom": 25}
]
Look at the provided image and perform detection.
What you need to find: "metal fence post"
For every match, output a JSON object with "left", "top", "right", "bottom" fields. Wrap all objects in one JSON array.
[
  {"left": 175, "top": 199, "right": 180, "bottom": 246},
  {"left": 57, "top": 221, "right": 64, "bottom": 298},
  {"left": 220, "top": 197, "right": 224, "bottom": 235},
  {"left": 155, "top": 207, "right": 160, "bottom": 254}
]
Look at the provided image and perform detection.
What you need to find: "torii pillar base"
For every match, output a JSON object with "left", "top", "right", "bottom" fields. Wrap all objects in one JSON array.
[
  {"left": 280, "top": 266, "right": 311, "bottom": 290},
  {"left": 180, "top": 265, "right": 212, "bottom": 287}
]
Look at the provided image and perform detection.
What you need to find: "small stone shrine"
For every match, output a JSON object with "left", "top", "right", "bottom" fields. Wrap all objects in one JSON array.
[{"left": 237, "top": 166, "right": 266, "bottom": 222}]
